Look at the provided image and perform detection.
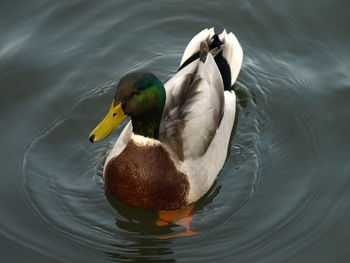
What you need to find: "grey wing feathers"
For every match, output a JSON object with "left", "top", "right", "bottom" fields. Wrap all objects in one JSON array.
[{"left": 160, "top": 44, "right": 225, "bottom": 161}]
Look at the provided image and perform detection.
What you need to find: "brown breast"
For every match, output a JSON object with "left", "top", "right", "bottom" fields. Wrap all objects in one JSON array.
[{"left": 104, "top": 140, "right": 189, "bottom": 210}]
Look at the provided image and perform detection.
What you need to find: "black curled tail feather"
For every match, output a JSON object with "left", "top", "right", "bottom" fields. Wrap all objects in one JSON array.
[{"left": 209, "top": 34, "right": 221, "bottom": 49}]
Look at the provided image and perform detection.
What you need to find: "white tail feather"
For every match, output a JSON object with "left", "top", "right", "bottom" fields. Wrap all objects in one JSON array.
[
  {"left": 180, "top": 28, "right": 243, "bottom": 86},
  {"left": 219, "top": 30, "right": 243, "bottom": 85}
]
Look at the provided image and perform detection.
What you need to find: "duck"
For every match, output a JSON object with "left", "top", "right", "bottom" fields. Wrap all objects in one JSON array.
[{"left": 89, "top": 28, "right": 243, "bottom": 211}]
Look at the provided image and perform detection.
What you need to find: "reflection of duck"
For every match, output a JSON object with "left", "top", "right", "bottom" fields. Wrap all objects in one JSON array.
[{"left": 89, "top": 28, "right": 243, "bottom": 211}]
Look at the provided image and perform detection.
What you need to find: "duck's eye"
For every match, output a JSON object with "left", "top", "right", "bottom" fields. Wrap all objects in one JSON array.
[
  {"left": 113, "top": 113, "right": 117, "bottom": 117},
  {"left": 131, "top": 91, "right": 141, "bottom": 96}
]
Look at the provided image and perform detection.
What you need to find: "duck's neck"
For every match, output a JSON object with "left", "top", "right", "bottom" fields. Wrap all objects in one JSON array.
[
  {"left": 131, "top": 83, "right": 166, "bottom": 140},
  {"left": 132, "top": 113, "right": 162, "bottom": 139}
]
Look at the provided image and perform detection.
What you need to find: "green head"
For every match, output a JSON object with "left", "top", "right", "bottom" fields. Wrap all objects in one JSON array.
[{"left": 89, "top": 72, "right": 166, "bottom": 142}]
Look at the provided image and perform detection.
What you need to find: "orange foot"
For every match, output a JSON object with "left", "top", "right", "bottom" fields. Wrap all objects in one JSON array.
[{"left": 156, "top": 204, "right": 199, "bottom": 239}]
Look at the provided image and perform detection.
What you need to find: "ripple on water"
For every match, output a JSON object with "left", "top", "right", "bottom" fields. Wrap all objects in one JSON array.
[{"left": 2, "top": 0, "right": 349, "bottom": 262}]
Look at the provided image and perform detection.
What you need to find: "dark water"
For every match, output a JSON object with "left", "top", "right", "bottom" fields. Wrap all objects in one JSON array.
[{"left": 1, "top": 0, "right": 350, "bottom": 262}]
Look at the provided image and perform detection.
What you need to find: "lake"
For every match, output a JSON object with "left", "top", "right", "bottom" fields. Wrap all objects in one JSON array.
[{"left": 1, "top": 0, "right": 350, "bottom": 262}]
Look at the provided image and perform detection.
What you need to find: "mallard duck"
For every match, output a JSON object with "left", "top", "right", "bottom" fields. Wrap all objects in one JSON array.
[{"left": 89, "top": 28, "right": 243, "bottom": 210}]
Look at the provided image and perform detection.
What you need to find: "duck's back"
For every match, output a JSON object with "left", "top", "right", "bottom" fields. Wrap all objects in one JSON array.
[{"left": 160, "top": 28, "right": 243, "bottom": 203}]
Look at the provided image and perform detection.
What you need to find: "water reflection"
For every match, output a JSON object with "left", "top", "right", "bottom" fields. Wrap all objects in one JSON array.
[
  {"left": 106, "top": 181, "right": 220, "bottom": 237},
  {"left": 106, "top": 238, "right": 176, "bottom": 263}
]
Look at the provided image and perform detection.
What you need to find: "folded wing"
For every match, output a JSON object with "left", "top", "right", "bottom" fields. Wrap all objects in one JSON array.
[{"left": 160, "top": 44, "right": 224, "bottom": 161}]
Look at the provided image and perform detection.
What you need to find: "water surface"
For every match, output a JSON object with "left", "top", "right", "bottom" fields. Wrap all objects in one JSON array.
[{"left": 1, "top": 0, "right": 350, "bottom": 262}]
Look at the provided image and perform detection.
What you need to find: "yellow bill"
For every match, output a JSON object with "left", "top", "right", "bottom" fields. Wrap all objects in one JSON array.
[{"left": 89, "top": 101, "right": 127, "bottom": 143}]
